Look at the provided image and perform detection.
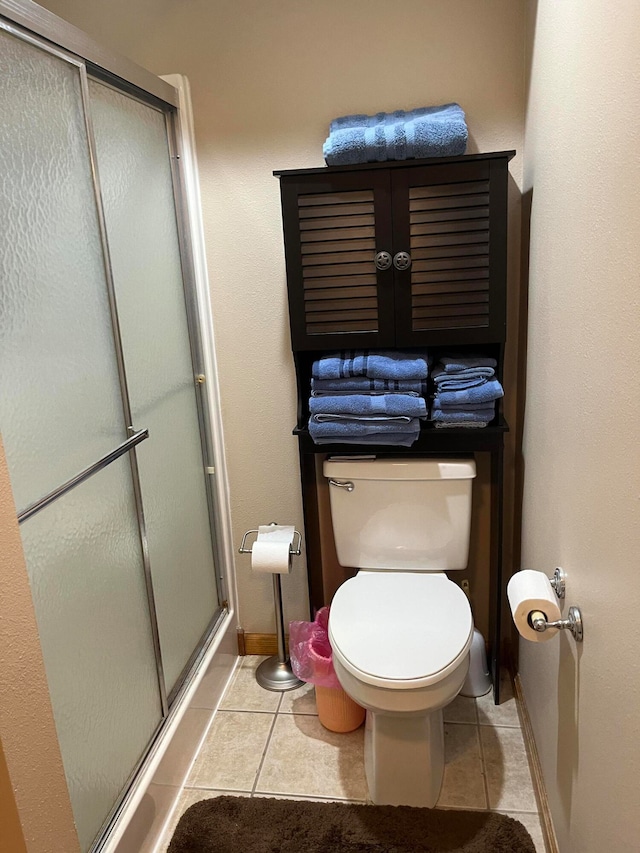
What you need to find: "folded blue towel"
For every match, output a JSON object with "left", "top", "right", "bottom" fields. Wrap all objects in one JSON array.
[
  {"left": 430, "top": 408, "right": 494, "bottom": 423},
  {"left": 311, "top": 377, "right": 428, "bottom": 395},
  {"left": 312, "top": 351, "right": 429, "bottom": 381},
  {"left": 309, "top": 417, "right": 420, "bottom": 445},
  {"left": 432, "top": 366, "right": 495, "bottom": 389},
  {"left": 323, "top": 104, "right": 467, "bottom": 166},
  {"left": 439, "top": 356, "right": 497, "bottom": 373},
  {"left": 435, "top": 379, "right": 504, "bottom": 407},
  {"left": 434, "top": 421, "right": 491, "bottom": 430},
  {"left": 432, "top": 399, "right": 497, "bottom": 412},
  {"left": 310, "top": 432, "right": 419, "bottom": 447},
  {"left": 433, "top": 377, "right": 489, "bottom": 391},
  {"left": 309, "top": 394, "right": 427, "bottom": 419}
]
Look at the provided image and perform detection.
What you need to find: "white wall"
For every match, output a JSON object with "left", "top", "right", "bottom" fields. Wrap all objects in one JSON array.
[
  {"left": 42, "top": 0, "right": 526, "bottom": 632},
  {"left": 521, "top": 2, "right": 640, "bottom": 851}
]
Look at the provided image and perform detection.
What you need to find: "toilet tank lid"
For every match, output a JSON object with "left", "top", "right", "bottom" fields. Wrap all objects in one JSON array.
[{"left": 323, "top": 458, "right": 476, "bottom": 481}]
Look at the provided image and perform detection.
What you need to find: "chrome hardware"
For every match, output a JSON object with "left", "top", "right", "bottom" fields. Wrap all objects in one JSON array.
[
  {"left": 374, "top": 251, "right": 392, "bottom": 271},
  {"left": 17, "top": 428, "right": 149, "bottom": 524},
  {"left": 328, "top": 478, "right": 354, "bottom": 492},
  {"left": 549, "top": 567, "right": 566, "bottom": 599},
  {"left": 196, "top": 374, "right": 206, "bottom": 384},
  {"left": 393, "top": 251, "right": 412, "bottom": 271},
  {"left": 238, "top": 523, "right": 302, "bottom": 556},
  {"left": 530, "top": 605, "right": 584, "bottom": 642}
]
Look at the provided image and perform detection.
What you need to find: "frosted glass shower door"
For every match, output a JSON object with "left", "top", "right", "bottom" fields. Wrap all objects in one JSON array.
[
  {"left": 88, "top": 81, "right": 221, "bottom": 695},
  {"left": 0, "top": 27, "right": 163, "bottom": 851}
]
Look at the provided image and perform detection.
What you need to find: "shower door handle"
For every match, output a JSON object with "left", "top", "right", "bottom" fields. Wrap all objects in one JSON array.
[{"left": 17, "top": 428, "right": 149, "bottom": 524}]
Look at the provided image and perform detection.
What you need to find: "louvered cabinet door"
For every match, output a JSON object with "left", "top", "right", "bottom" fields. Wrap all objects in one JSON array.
[
  {"left": 391, "top": 158, "right": 508, "bottom": 345},
  {"left": 279, "top": 171, "right": 395, "bottom": 350}
]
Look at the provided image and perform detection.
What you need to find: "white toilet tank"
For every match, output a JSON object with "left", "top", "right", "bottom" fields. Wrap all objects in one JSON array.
[{"left": 323, "top": 458, "right": 476, "bottom": 571}]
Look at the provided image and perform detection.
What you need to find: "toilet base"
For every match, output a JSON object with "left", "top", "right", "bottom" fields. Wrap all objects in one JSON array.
[{"left": 364, "top": 707, "right": 444, "bottom": 807}]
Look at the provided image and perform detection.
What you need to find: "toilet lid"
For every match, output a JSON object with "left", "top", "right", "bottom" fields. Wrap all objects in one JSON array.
[{"left": 329, "top": 572, "right": 473, "bottom": 688}]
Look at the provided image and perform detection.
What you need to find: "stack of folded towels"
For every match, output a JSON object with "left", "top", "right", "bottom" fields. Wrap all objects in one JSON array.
[
  {"left": 308, "top": 351, "right": 429, "bottom": 447},
  {"left": 323, "top": 104, "right": 468, "bottom": 167},
  {"left": 430, "top": 356, "right": 503, "bottom": 429}
]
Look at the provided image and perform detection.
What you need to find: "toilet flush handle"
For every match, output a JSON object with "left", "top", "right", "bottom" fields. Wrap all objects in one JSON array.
[{"left": 328, "top": 479, "right": 354, "bottom": 492}]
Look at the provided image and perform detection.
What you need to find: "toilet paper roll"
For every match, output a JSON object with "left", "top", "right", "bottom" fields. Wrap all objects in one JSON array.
[
  {"left": 250, "top": 524, "right": 295, "bottom": 574},
  {"left": 507, "top": 569, "right": 562, "bottom": 642}
]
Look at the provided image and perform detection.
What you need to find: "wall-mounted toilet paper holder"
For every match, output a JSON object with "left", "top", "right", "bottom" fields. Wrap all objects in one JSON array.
[
  {"left": 529, "top": 567, "right": 583, "bottom": 641},
  {"left": 238, "top": 523, "right": 304, "bottom": 692},
  {"left": 548, "top": 566, "right": 566, "bottom": 599},
  {"left": 528, "top": 606, "right": 584, "bottom": 642}
]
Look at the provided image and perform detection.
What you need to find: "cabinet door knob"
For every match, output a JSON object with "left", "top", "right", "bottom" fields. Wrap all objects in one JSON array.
[
  {"left": 374, "top": 251, "right": 392, "bottom": 271},
  {"left": 393, "top": 251, "right": 412, "bottom": 271}
]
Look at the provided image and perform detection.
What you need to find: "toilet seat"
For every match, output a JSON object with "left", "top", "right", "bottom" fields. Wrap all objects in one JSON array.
[{"left": 329, "top": 572, "right": 473, "bottom": 690}]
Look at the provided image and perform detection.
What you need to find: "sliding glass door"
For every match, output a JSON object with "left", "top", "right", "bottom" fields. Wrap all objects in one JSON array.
[
  {"left": 88, "top": 81, "right": 221, "bottom": 696},
  {"left": 0, "top": 18, "right": 222, "bottom": 852}
]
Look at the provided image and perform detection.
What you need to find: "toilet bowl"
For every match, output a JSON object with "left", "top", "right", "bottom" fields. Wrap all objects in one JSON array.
[{"left": 323, "top": 457, "right": 477, "bottom": 808}]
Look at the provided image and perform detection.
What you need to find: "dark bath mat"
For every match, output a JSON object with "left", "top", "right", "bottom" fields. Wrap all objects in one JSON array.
[{"left": 167, "top": 795, "right": 536, "bottom": 853}]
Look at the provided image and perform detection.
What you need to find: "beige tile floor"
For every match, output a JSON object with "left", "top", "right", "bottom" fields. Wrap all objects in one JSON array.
[{"left": 158, "top": 656, "right": 546, "bottom": 851}]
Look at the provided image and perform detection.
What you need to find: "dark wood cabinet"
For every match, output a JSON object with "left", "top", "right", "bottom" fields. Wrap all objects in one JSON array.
[
  {"left": 275, "top": 150, "right": 516, "bottom": 704},
  {"left": 275, "top": 151, "right": 513, "bottom": 351}
]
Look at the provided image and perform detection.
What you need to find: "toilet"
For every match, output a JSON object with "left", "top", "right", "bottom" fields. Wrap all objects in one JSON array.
[{"left": 323, "top": 457, "right": 476, "bottom": 808}]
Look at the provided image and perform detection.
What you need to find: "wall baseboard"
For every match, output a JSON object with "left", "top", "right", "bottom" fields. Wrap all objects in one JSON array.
[
  {"left": 513, "top": 671, "right": 560, "bottom": 853},
  {"left": 238, "top": 632, "right": 289, "bottom": 656}
]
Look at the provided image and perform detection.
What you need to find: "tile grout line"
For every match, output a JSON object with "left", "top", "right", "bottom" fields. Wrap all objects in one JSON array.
[
  {"left": 476, "top": 717, "right": 492, "bottom": 811},
  {"left": 249, "top": 711, "right": 280, "bottom": 796}
]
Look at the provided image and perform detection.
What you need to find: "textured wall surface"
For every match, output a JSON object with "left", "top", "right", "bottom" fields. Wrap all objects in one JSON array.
[
  {"left": 0, "top": 441, "right": 80, "bottom": 853},
  {"left": 520, "top": 2, "right": 640, "bottom": 851},
  {"left": 41, "top": 0, "right": 525, "bottom": 632}
]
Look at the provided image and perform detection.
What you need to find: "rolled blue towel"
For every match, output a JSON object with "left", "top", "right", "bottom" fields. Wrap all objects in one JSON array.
[
  {"left": 439, "top": 356, "right": 497, "bottom": 373},
  {"left": 323, "top": 103, "right": 467, "bottom": 166},
  {"left": 436, "top": 379, "right": 504, "bottom": 407},
  {"left": 311, "top": 377, "right": 428, "bottom": 396},
  {"left": 312, "top": 351, "right": 429, "bottom": 381},
  {"left": 309, "top": 394, "right": 426, "bottom": 419},
  {"left": 430, "top": 408, "right": 494, "bottom": 423},
  {"left": 330, "top": 106, "right": 436, "bottom": 133}
]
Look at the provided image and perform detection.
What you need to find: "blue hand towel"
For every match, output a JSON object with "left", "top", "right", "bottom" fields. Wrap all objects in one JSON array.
[
  {"left": 309, "top": 394, "right": 427, "bottom": 419},
  {"left": 323, "top": 104, "right": 467, "bottom": 166},
  {"left": 312, "top": 351, "right": 429, "bottom": 381},
  {"left": 311, "top": 377, "right": 428, "bottom": 395},
  {"left": 439, "top": 356, "right": 497, "bottom": 373},
  {"left": 435, "top": 379, "right": 504, "bottom": 407},
  {"left": 430, "top": 408, "right": 494, "bottom": 423}
]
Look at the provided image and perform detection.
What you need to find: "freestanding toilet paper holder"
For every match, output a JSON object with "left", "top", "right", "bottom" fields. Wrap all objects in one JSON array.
[{"left": 239, "top": 523, "right": 304, "bottom": 691}]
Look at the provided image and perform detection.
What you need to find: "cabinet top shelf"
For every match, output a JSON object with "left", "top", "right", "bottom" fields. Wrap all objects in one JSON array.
[{"left": 274, "top": 150, "right": 516, "bottom": 178}]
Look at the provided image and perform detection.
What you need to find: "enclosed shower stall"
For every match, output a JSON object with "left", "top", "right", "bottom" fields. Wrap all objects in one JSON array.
[{"left": 0, "top": 6, "right": 229, "bottom": 850}]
